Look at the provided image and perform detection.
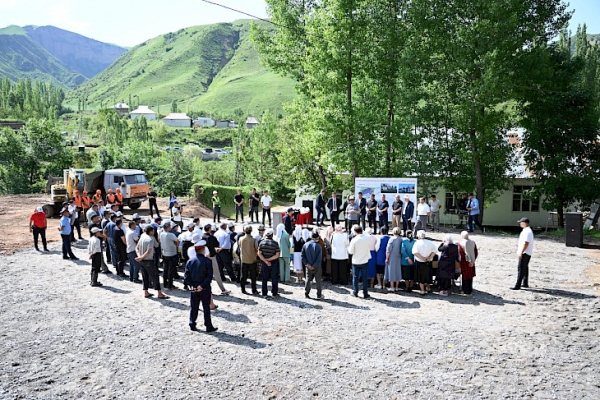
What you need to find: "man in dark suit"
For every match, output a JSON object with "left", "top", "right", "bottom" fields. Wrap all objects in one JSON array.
[
  {"left": 358, "top": 192, "right": 367, "bottom": 230},
  {"left": 327, "top": 192, "right": 342, "bottom": 229},
  {"left": 402, "top": 195, "right": 415, "bottom": 237},
  {"left": 184, "top": 238, "right": 218, "bottom": 333},
  {"left": 315, "top": 189, "right": 326, "bottom": 226},
  {"left": 283, "top": 207, "right": 294, "bottom": 235}
]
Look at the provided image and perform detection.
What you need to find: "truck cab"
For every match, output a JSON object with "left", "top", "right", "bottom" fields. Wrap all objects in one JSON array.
[{"left": 104, "top": 169, "right": 149, "bottom": 209}]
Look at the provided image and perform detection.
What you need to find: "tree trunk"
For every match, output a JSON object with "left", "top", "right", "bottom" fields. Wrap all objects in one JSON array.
[
  {"left": 469, "top": 106, "right": 485, "bottom": 223},
  {"left": 318, "top": 163, "right": 328, "bottom": 191},
  {"left": 557, "top": 206, "right": 564, "bottom": 228}
]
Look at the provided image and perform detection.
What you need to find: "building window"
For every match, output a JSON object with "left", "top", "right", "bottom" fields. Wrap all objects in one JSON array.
[
  {"left": 445, "top": 193, "right": 454, "bottom": 210},
  {"left": 512, "top": 185, "right": 540, "bottom": 212}
]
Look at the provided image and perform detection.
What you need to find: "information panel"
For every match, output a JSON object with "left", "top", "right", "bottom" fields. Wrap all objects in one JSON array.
[{"left": 354, "top": 177, "right": 418, "bottom": 222}]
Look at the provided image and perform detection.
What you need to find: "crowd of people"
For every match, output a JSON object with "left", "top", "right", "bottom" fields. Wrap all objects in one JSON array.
[{"left": 28, "top": 188, "right": 535, "bottom": 332}]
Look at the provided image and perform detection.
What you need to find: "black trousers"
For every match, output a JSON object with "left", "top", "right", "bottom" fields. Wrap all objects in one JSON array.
[
  {"left": 330, "top": 211, "right": 340, "bottom": 228},
  {"left": 105, "top": 240, "right": 112, "bottom": 264},
  {"left": 217, "top": 251, "right": 237, "bottom": 282},
  {"left": 91, "top": 252, "right": 101, "bottom": 284},
  {"left": 249, "top": 205, "right": 259, "bottom": 222},
  {"left": 190, "top": 290, "right": 213, "bottom": 329},
  {"left": 163, "top": 255, "right": 178, "bottom": 287},
  {"left": 116, "top": 247, "right": 127, "bottom": 275},
  {"left": 402, "top": 217, "right": 412, "bottom": 235},
  {"left": 468, "top": 214, "right": 484, "bottom": 232},
  {"left": 379, "top": 213, "right": 389, "bottom": 230},
  {"left": 514, "top": 254, "right": 531, "bottom": 288},
  {"left": 61, "top": 234, "right": 76, "bottom": 259},
  {"left": 149, "top": 199, "right": 160, "bottom": 217},
  {"left": 359, "top": 213, "right": 366, "bottom": 230},
  {"left": 241, "top": 262, "right": 258, "bottom": 292},
  {"left": 141, "top": 259, "right": 161, "bottom": 291},
  {"left": 262, "top": 208, "right": 271, "bottom": 226},
  {"left": 32, "top": 226, "right": 47, "bottom": 249},
  {"left": 367, "top": 213, "right": 377, "bottom": 234},
  {"left": 331, "top": 259, "right": 348, "bottom": 285},
  {"left": 235, "top": 205, "right": 244, "bottom": 222},
  {"left": 438, "top": 277, "right": 451, "bottom": 291},
  {"left": 213, "top": 206, "right": 221, "bottom": 223},
  {"left": 462, "top": 278, "right": 473, "bottom": 294},
  {"left": 261, "top": 261, "right": 278, "bottom": 295}
]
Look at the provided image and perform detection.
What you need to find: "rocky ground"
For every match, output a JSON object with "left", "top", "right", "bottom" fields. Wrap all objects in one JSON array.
[{"left": 1, "top": 209, "right": 599, "bottom": 399}]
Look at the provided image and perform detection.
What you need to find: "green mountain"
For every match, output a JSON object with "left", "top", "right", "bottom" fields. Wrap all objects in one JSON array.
[
  {"left": 67, "top": 20, "right": 297, "bottom": 116},
  {"left": 0, "top": 24, "right": 126, "bottom": 88},
  {"left": 0, "top": 28, "right": 85, "bottom": 88}
]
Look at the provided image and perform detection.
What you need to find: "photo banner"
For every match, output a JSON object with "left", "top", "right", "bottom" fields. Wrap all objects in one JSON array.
[{"left": 355, "top": 177, "right": 418, "bottom": 221}]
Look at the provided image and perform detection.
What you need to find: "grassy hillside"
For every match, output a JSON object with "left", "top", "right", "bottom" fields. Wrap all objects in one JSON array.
[
  {"left": 0, "top": 33, "right": 86, "bottom": 88},
  {"left": 66, "top": 20, "right": 296, "bottom": 116}
]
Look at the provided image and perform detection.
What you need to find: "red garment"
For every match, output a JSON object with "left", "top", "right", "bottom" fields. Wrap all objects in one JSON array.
[
  {"left": 30, "top": 212, "right": 47, "bottom": 229},
  {"left": 458, "top": 244, "right": 476, "bottom": 280}
]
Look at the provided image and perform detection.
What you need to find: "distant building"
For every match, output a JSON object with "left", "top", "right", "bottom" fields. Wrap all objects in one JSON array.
[
  {"left": 110, "top": 103, "right": 129, "bottom": 117},
  {"left": 245, "top": 116, "right": 259, "bottom": 129},
  {"left": 0, "top": 121, "right": 25, "bottom": 130},
  {"left": 129, "top": 105, "right": 157, "bottom": 121},
  {"left": 194, "top": 117, "right": 216, "bottom": 127},
  {"left": 216, "top": 120, "right": 239, "bottom": 129},
  {"left": 163, "top": 113, "right": 192, "bottom": 128}
]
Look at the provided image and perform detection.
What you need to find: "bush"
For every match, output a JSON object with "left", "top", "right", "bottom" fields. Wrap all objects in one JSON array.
[{"left": 193, "top": 183, "right": 249, "bottom": 218}]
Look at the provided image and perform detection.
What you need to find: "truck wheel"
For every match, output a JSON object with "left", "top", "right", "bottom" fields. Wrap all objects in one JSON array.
[
  {"left": 129, "top": 202, "right": 142, "bottom": 210},
  {"left": 43, "top": 204, "right": 55, "bottom": 218}
]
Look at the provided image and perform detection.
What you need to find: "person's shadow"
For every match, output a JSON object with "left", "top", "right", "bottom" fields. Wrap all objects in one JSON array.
[{"left": 194, "top": 330, "right": 267, "bottom": 349}]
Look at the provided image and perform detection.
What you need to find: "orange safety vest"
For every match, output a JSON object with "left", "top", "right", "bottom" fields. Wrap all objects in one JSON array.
[
  {"left": 73, "top": 195, "right": 83, "bottom": 208},
  {"left": 82, "top": 196, "right": 91, "bottom": 209},
  {"left": 107, "top": 194, "right": 116, "bottom": 204},
  {"left": 93, "top": 194, "right": 103, "bottom": 204},
  {"left": 116, "top": 193, "right": 123, "bottom": 204}
]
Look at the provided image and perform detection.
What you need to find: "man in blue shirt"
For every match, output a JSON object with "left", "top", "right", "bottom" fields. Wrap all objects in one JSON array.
[
  {"left": 58, "top": 208, "right": 78, "bottom": 260},
  {"left": 184, "top": 239, "right": 217, "bottom": 333},
  {"left": 466, "top": 193, "right": 484, "bottom": 233},
  {"left": 302, "top": 231, "right": 323, "bottom": 299},
  {"left": 104, "top": 213, "right": 118, "bottom": 267}
]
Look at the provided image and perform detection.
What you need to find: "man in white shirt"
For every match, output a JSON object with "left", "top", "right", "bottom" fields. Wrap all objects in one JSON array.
[
  {"left": 348, "top": 225, "right": 373, "bottom": 299},
  {"left": 415, "top": 197, "right": 430, "bottom": 232},
  {"left": 261, "top": 190, "right": 273, "bottom": 227},
  {"left": 215, "top": 222, "right": 238, "bottom": 282},
  {"left": 511, "top": 217, "right": 534, "bottom": 290},
  {"left": 172, "top": 201, "right": 183, "bottom": 230},
  {"left": 428, "top": 194, "right": 442, "bottom": 232}
]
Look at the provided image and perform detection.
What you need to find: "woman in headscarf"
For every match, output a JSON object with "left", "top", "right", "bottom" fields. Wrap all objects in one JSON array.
[
  {"left": 437, "top": 234, "right": 460, "bottom": 296},
  {"left": 275, "top": 223, "right": 291, "bottom": 283},
  {"left": 331, "top": 225, "right": 349, "bottom": 285},
  {"left": 365, "top": 228, "right": 377, "bottom": 287},
  {"left": 384, "top": 227, "right": 403, "bottom": 291},
  {"left": 323, "top": 226, "right": 334, "bottom": 279},
  {"left": 375, "top": 226, "right": 390, "bottom": 290},
  {"left": 458, "top": 231, "right": 478, "bottom": 296},
  {"left": 401, "top": 230, "right": 416, "bottom": 292},
  {"left": 292, "top": 226, "right": 305, "bottom": 283}
]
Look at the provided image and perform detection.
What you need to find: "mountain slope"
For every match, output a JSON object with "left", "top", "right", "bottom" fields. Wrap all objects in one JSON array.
[
  {"left": 67, "top": 20, "right": 297, "bottom": 115},
  {"left": 23, "top": 25, "right": 127, "bottom": 78},
  {"left": 0, "top": 32, "right": 85, "bottom": 88}
]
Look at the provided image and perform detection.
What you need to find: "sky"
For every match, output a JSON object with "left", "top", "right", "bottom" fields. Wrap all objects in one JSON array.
[{"left": 0, "top": 0, "right": 597, "bottom": 47}]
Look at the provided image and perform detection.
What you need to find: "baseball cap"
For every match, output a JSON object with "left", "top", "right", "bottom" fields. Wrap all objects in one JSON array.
[
  {"left": 348, "top": 196, "right": 355, "bottom": 200},
  {"left": 517, "top": 217, "right": 530, "bottom": 223},
  {"left": 154, "top": 216, "right": 162, "bottom": 222},
  {"left": 265, "top": 228, "right": 274, "bottom": 236},
  {"left": 115, "top": 211, "right": 123, "bottom": 217},
  {"left": 211, "top": 224, "right": 218, "bottom": 231},
  {"left": 258, "top": 224, "right": 265, "bottom": 231},
  {"left": 193, "top": 238, "right": 207, "bottom": 247},
  {"left": 187, "top": 222, "right": 195, "bottom": 229},
  {"left": 311, "top": 231, "right": 320, "bottom": 239},
  {"left": 91, "top": 227, "right": 102, "bottom": 234},
  {"left": 60, "top": 207, "right": 69, "bottom": 214},
  {"left": 171, "top": 221, "right": 178, "bottom": 228},
  {"left": 287, "top": 207, "right": 294, "bottom": 212},
  {"left": 36, "top": 206, "right": 43, "bottom": 212},
  {"left": 228, "top": 222, "right": 235, "bottom": 228},
  {"left": 132, "top": 213, "right": 141, "bottom": 220},
  {"left": 213, "top": 190, "right": 218, "bottom": 194},
  {"left": 468, "top": 192, "right": 474, "bottom": 196}
]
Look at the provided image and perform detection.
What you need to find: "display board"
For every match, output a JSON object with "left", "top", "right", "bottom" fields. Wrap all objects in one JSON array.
[{"left": 355, "top": 177, "right": 418, "bottom": 221}]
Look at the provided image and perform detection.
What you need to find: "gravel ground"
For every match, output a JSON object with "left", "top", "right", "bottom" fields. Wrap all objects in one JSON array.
[{"left": 1, "top": 229, "right": 599, "bottom": 399}]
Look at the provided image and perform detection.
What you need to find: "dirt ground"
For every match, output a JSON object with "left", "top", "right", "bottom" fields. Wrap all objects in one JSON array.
[{"left": 1, "top": 194, "right": 211, "bottom": 255}]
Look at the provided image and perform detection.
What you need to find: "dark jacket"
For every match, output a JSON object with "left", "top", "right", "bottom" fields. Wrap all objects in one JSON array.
[
  {"left": 301, "top": 239, "right": 323, "bottom": 268},
  {"left": 202, "top": 232, "right": 219, "bottom": 257},
  {"left": 403, "top": 201, "right": 415, "bottom": 219},
  {"left": 358, "top": 197, "right": 367, "bottom": 215},
  {"left": 184, "top": 254, "right": 213, "bottom": 290},
  {"left": 316, "top": 193, "right": 326, "bottom": 210},
  {"left": 283, "top": 213, "right": 294, "bottom": 235},
  {"left": 327, "top": 197, "right": 342, "bottom": 213}
]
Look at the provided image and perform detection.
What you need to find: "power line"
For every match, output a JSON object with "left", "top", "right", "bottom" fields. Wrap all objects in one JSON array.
[{"left": 198, "top": 0, "right": 284, "bottom": 28}]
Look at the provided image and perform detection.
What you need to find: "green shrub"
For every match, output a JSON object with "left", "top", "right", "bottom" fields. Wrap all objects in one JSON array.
[{"left": 193, "top": 182, "right": 251, "bottom": 218}]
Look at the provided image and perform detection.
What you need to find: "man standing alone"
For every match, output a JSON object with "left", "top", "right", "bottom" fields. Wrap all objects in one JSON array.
[
  {"left": 234, "top": 189, "right": 245, "bottom": 223},
  {"left": 511, "top": 217, "right": 534, "bottom": 290},
  {"left": 147, "top": 186, "right": 160, "bottom": 218},
  {"left": 249, "top": 188, "right": 260, "bottom": 223},
  {"left": 184, "top": 238, "right": 218, "bottom": 333},
  {"left": 30, "top": 206, "right": 48, "bottom": 252},
  {"left": 261, "top": 190, "right": 273, "bottom": 227},
  {"left": 212, "top": 191, "right": 221, "bottom": 223},
  {"left": 466, "top": 193, "right": 484, "bottom": 233}
]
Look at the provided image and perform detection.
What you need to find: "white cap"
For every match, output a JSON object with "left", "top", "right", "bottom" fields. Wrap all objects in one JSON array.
[
  {"left": 193, "top": 238, "right": 207, "bottom": 246},
  {"left": 265, "top": 228, "right": 274, "bottom": 236},
  {"left": 213, "top": 190, "right": 218, "bottom": 194},
  {"left": 36, "top": 206, "right": 44, "bottom": 213},
  {"left": 91, "top": 227, "right": 102, "bottom": 234},
  {"left": 115, "top": 211, "right": 123, "bottom": 217}
]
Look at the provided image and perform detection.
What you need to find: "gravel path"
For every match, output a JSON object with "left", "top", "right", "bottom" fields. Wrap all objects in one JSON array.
[{"left": 1, "top": 230, "right": 599, "bottom": 399}]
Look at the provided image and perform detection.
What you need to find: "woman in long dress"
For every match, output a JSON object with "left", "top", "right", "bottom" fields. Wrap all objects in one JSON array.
[
  {"left": 458, "top": 231, "right": 478, "bottom": 296},
  {"left": 275, "top": 224, "right": 291, "bottom": 283},
  {"left": 437, "top": 234, "right": 460, "bottom": 296},
  {"left": 401, "top": 231, "right": 416, "bottom": 292},
  {"left": 375, "top": 226, "right": 390, "bottom": 290},
  {"left": 292, "top": 226, "right": 305, "bottom": 283},
  {"left": 384, "top": 227, "right": 403, "bottom": 291}
]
